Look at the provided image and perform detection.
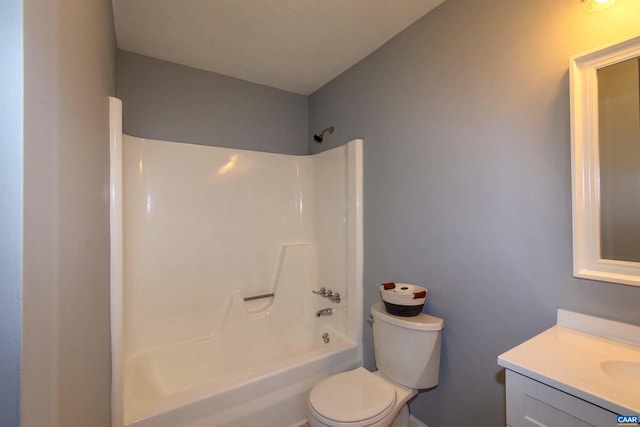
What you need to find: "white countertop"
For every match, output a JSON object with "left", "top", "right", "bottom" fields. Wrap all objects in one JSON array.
[{"left": 498, "top": 310, "right": 640, "bottom": 415}]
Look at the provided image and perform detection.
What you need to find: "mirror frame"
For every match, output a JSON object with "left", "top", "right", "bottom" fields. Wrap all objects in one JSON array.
[{"left": 570, "top": 33, "right": 640, "bottom": 287}]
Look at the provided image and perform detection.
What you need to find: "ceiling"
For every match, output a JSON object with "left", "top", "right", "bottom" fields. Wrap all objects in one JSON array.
[{"left": 112, "top": 0, "right": 445, "bottom": 95}]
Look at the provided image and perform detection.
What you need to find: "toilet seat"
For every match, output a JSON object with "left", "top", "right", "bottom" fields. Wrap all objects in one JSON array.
[{"left": 309, "top": 368, "right": 397, "bottom": 426}]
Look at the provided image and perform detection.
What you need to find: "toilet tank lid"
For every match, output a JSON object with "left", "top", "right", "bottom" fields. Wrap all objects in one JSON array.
[{"left": 371, "top": 303, "right": 444, "bottom": 331}]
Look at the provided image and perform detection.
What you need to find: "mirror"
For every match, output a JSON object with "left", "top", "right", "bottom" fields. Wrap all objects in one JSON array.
[
  {"left": 598, "top": 57, "right": 640, "bottom": 263},
  {"left": 570, "top": 34, "right": 640, "bottom": 287}
]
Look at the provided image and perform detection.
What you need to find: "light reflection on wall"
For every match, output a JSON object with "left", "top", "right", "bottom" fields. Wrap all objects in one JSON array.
[{"left": 218, "top": 154, "right": 239, "bottom": 175}]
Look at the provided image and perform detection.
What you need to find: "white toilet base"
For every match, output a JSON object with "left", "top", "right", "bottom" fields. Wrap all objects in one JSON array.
[
  {"left": 308, "top": 403, "right": 409, "bottom": 427},
  {"left": 390, "top": 404, "right": 410, "bottom": 427},
  {"left": 307, "top": 370, "right": 416, "bottom": 427}
]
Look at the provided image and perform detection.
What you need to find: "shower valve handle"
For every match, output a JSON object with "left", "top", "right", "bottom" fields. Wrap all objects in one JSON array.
[
  {"left": 312, "top": 287, "right": 329, "bottom": 297},
  {"left": 312, "top": 287, "right": 341, "bottom": 303}
]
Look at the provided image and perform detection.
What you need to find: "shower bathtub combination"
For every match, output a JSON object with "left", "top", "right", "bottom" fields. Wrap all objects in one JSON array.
[{"left": 109, "top": 98, "right": 363, "bottom": 427}]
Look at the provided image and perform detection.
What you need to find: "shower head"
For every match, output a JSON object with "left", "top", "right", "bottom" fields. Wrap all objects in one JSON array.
[{"left": 313, "top": 126, "right": 334, "bottom": 143}]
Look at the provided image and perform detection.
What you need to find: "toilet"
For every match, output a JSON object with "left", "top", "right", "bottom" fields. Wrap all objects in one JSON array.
[{"left": 307, "top": 302, "right": 444, "bottom": 427}]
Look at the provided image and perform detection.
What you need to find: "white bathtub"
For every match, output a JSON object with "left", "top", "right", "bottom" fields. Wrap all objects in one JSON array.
[
  {"left": 109, "top": 97, "right": 363, "bottom": 427},
  {"left": 126, "top": 330, "right": 359, "bottom": 426}
]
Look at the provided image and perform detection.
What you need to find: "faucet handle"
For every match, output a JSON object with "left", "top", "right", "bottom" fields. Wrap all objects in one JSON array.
[
  {"left": 312, "top": 287, "right": 341, "bottom": 303},
  {"left": 312, "top": 287, "right": 327, "bottom": 296}
]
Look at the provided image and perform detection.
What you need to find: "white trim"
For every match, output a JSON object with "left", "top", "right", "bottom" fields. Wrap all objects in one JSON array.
[
  {"left": 570, "top": 33, "right": 640, "bottom": 287},
  {"left": 347, "top": 139, "right": 364, "bottom": 363},
  {"left": 109, "top": 96, "right": 124, "bottom": 427}
]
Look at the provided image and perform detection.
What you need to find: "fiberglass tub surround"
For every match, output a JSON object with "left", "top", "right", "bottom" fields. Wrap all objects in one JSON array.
[{"left": 109, "top": 98, "right": 363, "bottom": 427}]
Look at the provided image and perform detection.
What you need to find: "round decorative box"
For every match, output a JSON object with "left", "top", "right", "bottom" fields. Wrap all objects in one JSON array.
[{"left": 379, "top": 282, "right": 427, "bottom": 317}]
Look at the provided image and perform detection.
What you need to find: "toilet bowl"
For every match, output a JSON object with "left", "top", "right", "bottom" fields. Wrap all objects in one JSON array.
[
  {"left": 307, "top": 303, "right": 444, "bottom": 427},
  {"left": 307, "top": 368, "right": 415, "bottom": 427}
]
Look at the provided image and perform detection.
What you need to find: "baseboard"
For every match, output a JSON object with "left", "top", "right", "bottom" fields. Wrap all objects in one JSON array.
[{"left": 410, "top": 414, "right": 429, "bottom": 427}]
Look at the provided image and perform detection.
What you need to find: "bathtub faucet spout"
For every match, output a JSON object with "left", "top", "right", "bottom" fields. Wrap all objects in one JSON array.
[{"left": 316, "top": 308, "right": 333, "bottom": 317}]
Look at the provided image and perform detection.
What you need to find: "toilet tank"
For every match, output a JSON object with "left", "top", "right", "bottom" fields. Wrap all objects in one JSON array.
[{"left": 370, "top": 303, "right": 443, "bottom": 389}]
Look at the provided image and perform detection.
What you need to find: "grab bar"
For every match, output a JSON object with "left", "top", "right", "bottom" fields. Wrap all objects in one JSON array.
[{"left": 243, "top": 293, "right": 274, "bottom": 301}]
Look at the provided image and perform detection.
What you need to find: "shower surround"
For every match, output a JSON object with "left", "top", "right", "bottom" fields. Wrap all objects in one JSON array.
[{"left": 109, "top": 98, "right": 363, "bottom": 426}]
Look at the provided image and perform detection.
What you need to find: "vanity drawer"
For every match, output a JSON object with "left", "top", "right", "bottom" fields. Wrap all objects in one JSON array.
[{"left": 505, "top": 370, "right": 617, "bottom": 427}]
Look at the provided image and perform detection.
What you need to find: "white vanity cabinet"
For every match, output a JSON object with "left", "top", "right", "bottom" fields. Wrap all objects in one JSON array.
[
  {"left": 505, "top": 370, "right": 616, "bottom": 427},
  {"left": 498, "top": 310, "right": 640, "bottom": 427}
]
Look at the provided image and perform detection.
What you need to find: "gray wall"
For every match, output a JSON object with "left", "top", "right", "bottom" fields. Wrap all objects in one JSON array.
[
  {"left": 308, "top": 0, "right": 640, "bottom": 425},
  {"left": 0, "top": 0, "right": 23, "bottom": 425},
  {"left": 117, "top": 50, "right": 309, "bottom": 154},
  {"left": 22, "top": 0, "right": 116, "bottom": 425}
]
